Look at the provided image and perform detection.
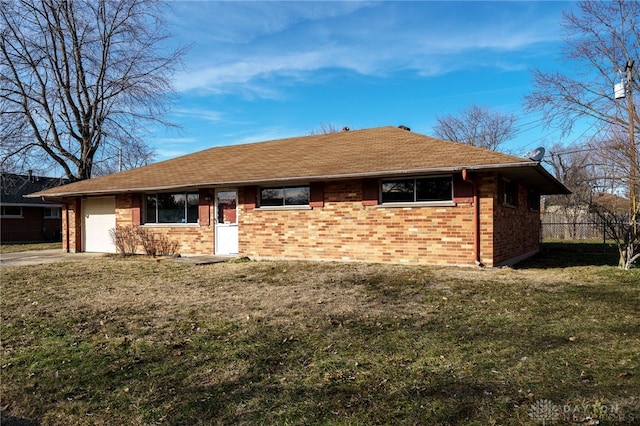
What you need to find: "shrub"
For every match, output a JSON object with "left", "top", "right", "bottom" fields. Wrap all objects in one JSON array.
[
  {"left": 136, "top": 227, "right": 157, "bottom": 256},
  {"left": 135, "top": 227, "right": 179, "bottom": 257},
  {"left": 155, "top": 234, "right": 179, "bottom": 257},
  {"left": 109, "top": 225, "right": 138, "bottom": 256}
]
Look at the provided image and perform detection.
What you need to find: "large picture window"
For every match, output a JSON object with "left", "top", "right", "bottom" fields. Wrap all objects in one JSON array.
[
  {"left": 145, "top": 192, "right": 199, "bottom": 224},
  {"left": 260, "top": 186, "right": 310, "bottom": 207},
  {"left": 381, "top": 176, "right": 453, "bottom": 204}
]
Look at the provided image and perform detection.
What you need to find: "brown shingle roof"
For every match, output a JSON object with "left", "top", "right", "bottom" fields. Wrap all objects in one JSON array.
[{"left": 29, "top": 126, "right": 569, "bottom": 197}]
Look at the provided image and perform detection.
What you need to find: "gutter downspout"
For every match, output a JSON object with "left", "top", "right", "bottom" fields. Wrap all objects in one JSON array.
[{"left": 462, "top": 169, "right": 482, "bottom": 266}]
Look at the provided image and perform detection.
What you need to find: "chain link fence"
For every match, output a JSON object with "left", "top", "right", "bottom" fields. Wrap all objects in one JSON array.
[
  {"left": 541, "top": 221, "right": 606, "bottom": 241},
  {"left": 541, "top": 212, "right": 630, "bottom": 243}
]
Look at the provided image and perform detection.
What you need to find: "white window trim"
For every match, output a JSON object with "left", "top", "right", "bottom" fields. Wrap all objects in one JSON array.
[
  {"left": 255, "top": 205, "right": 313, "bottom": 211},
  {"left": 140, "top": 223, "right": 200, "bottom": 228},
  {"left": 376, "top": 201, "right": 456, "bottom": 208}
]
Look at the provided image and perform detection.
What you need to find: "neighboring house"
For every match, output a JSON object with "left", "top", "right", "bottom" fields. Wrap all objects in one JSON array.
[
  {"left": 1, "top": 172, "right": 68, "bottom": 242},
  {"left": 590, "top": 192, "right": 630, "bottom": 214},
  {"left": 29, "top": 126, "right": 569, "bottom": 266}
]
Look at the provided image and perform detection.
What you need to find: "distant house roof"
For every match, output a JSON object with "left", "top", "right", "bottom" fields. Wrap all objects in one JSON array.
[
  {"left": 29, "top": 126, "right": 570, "bottom": 198},
  {"left": 2, "top": 172, "right": 68, "bottom": 206},
  {"left": 591, "top": 192, "right": 630, "bottom": 214}
]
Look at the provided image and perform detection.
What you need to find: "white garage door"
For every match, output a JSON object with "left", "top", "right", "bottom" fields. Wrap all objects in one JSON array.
[{"left": 83, "top": 197, "right": 116, "bottom": 253}]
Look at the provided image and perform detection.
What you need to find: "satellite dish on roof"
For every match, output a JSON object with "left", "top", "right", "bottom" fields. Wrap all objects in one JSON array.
[{"left": 525, "top": 146, "right": 545, "bottom": 162}]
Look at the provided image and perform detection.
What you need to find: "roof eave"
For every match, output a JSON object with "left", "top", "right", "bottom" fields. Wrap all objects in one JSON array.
[{"left": 28, "top": 161, "right": 568, "bottom": 198}]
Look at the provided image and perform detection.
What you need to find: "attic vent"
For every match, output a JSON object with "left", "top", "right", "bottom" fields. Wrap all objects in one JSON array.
[
  {"left": 398, "top": 125, "right": 411, "bottom": 131},
  {"left": 342, "top": 126, "right": 350, "bottom": 132}
]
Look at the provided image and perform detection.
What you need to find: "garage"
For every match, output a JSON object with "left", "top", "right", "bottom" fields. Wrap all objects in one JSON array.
[{"left": 83, "top": 197, "right": 116, "bottom": 253}]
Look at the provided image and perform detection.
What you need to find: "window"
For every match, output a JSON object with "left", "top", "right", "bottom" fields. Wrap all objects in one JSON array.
[
  {"left": 1, "top": 206, "right": 22, "bottom": 217},
  {"left": 503, "top": 179, "right": 518, "bottom": 206},
  {"left": 528, "top": 190, "right": 540, "bottom": 211},
  {"left": 260, "top": 186, "right": 309, "bottom": 207},
  {"left": 381, "top": 176, "right": 453, "bottom": 204},
  {"left": 44, "top": 207, "right": 61, "bottom": 218},
  {"left": 145, "top": 192, "right": 199, "bottom": 224}
]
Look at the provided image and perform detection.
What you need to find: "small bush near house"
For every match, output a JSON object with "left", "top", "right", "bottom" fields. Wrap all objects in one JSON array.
[
  {"left": 108, "top": 225, "right": 137, "bottom": 256},
  {"left": 154, "top": 233, "right": 179, "bottom": 257},
  {"left": 136, "top": 227, "right": 179, "bottom": 257},
  {"left": 135, "top": 226, "right": 157, "bottom": 256},
  {"left": 109, "top": 226, "right": 180, "bottom": 257}
]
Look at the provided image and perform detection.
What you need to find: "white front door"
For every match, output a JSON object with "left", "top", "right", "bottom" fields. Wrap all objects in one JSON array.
[
  {"left": 215, "top": 189, "right": 238, "bottom": 255},
  {"left": 83, "top": 196, "right": 116, "bottom": 253}
]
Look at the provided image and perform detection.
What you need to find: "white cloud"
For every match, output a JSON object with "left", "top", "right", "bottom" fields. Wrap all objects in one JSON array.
[
  {"left": 170, "top": 1, "right": 565, "bottom": 96},
  {"left": 168, "top": 2, "right": 373, "bottom": 43},
  {"left": 172, "top": 107, "right": 224, "bottom": 123}
]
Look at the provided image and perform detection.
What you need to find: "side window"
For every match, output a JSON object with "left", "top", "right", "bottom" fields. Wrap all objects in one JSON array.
[
  {"left": 528, "top": 190, "right": 540, "bottom": 211},
  {"left": 381, "top": 176, "right": 453, "bottom": 204},
  {"left": 503, "top": 179, "right": 518, "bottom": 207},
  {"left": 260, "top": 186, "right": 310, "bottom": 207},
  {"left": 44, "top": 207, "right": 61, "bottom": 218},
  {"left": 1, "top": 206, "right": 22, "bottom": 217}
]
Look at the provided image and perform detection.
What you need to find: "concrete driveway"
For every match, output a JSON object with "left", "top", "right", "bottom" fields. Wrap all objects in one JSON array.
[{"left": 0, "top": 249, "right": 104, "bottom": 267}]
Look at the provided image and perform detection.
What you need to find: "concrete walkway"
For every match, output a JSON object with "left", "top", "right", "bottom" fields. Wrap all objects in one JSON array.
[
  {"left": 0, "top": 249, "right": 235, "bottom": 267},
  {"left": 0, "top": 249, "right": 104, "bottom": 267}
]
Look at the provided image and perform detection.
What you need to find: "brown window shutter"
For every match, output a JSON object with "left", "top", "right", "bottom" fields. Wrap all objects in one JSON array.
[
  {"left": 362, "top": 178, "right": 379, "bottom": 206},
  {"left": 310, "top": 182, "right": 324, "bottom": 207},
  {"left": 131, "top": 194, "right": 142, "bottom": 225},
  {"left": 243, "top": 186, "right": 257, "bottom": 209},
  {"left": 198, "top": 189, "right": 210, "bottom": 226},
  {"left": 453, "top": 175, "right": 474, "bottom": 204}
]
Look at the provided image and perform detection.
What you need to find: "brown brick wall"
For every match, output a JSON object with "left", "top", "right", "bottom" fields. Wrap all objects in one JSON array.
[
  {"left": 1, "top": 206, "right": 62, "bottom": 242},
  {"left": 240, "top": 179, "right": 479, "bottom": 266},
  {"left": 491, "top": 179, "right": 541, "bottom": 266},
  {"left": 62, "top": 198, "right": 81, "bottom": 253}
]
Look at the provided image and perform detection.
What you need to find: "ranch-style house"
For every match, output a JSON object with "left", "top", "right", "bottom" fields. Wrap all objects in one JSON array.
[{"left": 29, "top": 126, "right": 569, "bottom": 266}]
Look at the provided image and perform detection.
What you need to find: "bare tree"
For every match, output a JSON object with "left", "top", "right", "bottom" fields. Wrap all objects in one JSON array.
[
  {"left": 526, "top": 0, "right": 640, "bottom": 269},
  {"left": 544, "top": 143, "right": 594, "bottom": 238},
  {"left": 525, "top": 1, "right": 640, "bottom": 137},
  {"left": 432, "top": 103, "right": 517, "bottom": 151},
  {"left": 589, "top": 130, "right": 640, "bottom": 269},
  {"left": 309, "top": 122, "right": 343, "bottom": 135},
  {"left": 0, "top": 0, "right": 186, "bottom": 181}
]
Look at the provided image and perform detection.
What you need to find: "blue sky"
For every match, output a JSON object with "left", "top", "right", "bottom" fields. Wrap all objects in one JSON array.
[{"left": 152, "top": 1, "right": 574, "bottom": 162}]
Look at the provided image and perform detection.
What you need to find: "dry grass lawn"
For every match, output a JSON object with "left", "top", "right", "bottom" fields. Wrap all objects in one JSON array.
[
  {"left": 1, "top": 244, "right": 639, "bottom": 425},
  {"left": 0, "top": 242, "right": 62, "bottom": 254}
]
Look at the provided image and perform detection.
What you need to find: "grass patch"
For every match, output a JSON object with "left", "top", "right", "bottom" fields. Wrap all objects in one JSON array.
[
  {"left": 0, "top": 242, "right": 62, "bottom": 254},
  {"left": 1, "top": 250, "right": 639, "bottom": 425},
  {"left": 522, "top": 241, "right": 623, "bottom": 268}
]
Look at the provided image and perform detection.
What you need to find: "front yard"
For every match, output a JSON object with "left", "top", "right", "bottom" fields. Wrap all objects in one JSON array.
[{"left": 1, "top": 246, "right": 639, "bottom": 425}]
